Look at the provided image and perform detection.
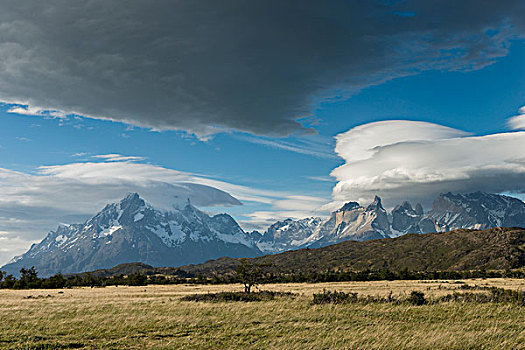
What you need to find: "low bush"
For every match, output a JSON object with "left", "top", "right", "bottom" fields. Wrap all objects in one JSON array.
[
  {"left": 438, "top": 287, "right": 525, "bottom": 306},
  {"left": 312, "top": 287, "right": 525, "bottom": 307},
  {"left": 312, "top": 289, "right": 358, "bottom": 304},
  {"left": 312, "top": 289, "right": 413, "bottom": 305},
  {"left": 407, "top": 291, "right": 427, "bottom": 305},
  {"left": 180, "top": 291, "right": 296, "bottom": 302}
]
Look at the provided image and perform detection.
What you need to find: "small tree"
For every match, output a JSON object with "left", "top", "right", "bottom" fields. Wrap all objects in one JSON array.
[
  {"left": 127, "top": 273, "right": 147, "bottom": 286},
  {"left": 15, "top": 267, "right": 40, "bottom": 289},
  {"left": 236, "top": 259, "right": 269, "bottom": 294},
  {"left": 41, "top": 273, "right": 66, "bottom": 289},
  {"left": 1, "top": 274, "right": 16, "bottom": 289}
]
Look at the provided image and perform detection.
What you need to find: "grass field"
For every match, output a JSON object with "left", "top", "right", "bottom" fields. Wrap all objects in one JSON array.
[{"left": 1, "top": 279, "right": 524, "bottom": 349}]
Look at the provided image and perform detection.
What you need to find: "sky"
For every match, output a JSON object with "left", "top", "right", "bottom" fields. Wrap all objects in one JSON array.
[{"left": 0, "top": 1, "right": 524, "bottom": 265}]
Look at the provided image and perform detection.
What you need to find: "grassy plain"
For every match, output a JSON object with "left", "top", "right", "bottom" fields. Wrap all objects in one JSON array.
[{"left": 1, "top": 279, "right": 524, "bottom": 349}]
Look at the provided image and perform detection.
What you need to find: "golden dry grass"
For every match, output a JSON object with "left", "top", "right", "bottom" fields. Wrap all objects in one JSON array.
[{"left": 0, "top": 279, "right": 524, "bottom": 349}]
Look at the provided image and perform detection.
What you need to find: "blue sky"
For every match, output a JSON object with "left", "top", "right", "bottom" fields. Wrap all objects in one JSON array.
[{"left": 0, "top": 1, "right": 524, "bottom": 264}]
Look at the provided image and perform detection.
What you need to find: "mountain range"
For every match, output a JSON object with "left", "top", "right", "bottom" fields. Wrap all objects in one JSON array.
[
  {"left": 255, "top": 192, "right": 525, "bottom": 250},
  {"left": 2, "top": 191, "right": 525, "bottom": 276},
  {"left": 2, "top": 193, "right": 260, "bottom": 276}
]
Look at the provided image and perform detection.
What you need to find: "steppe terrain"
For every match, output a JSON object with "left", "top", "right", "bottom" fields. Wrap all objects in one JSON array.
[{"left": 1, "top": 279, "right": 524, "bottom": 349}]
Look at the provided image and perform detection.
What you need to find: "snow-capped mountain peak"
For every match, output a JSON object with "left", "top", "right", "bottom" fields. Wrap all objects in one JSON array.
[
  {"left": 427, "top": 191, "right": 525, "bottom": 231},
  {"left": 257, "top": 217, "right": 323, "bottom": 253},
  {"left": 1, "top": 193, "right": 260, "bottom": 276}
]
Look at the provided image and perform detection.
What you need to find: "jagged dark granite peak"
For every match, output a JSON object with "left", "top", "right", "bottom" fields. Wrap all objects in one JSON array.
[
  {"left": 366, "top": 195, "right": 384, "bottom": 211},
  {"left": 414, "top": 203, "right": 424, "bottom": 215},
  {"left": 2, "top": 193, "right": 260, "bottom": 276},
  {"left": 394, "top": 201, "right": 413, "bottom": 211},
  {"left": 246, "top": 230, "right": 263, "bottom": 241},
  {"left": 391, "top": 200, "right": 425, "bottom": 235},
  {"left": 337, "top": 202, "right": 361, "bottom": 212}
]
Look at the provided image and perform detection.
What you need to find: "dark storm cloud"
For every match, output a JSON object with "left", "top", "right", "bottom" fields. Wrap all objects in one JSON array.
[{"left": 0, "top": 1, "right": 523, "bottom": 137}]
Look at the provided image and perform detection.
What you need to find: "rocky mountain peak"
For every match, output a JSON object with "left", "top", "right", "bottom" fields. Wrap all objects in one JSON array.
[
  {"left": 428, "top": 191, "right": 525, "bottom": 231},
  {"left": 396, "top": 201, "right": 413, "bottom": 211},
  {"left": 120, "top": 193, "right": 147, "bottom": 217},
  {"left": 256, "top": 216, "right": 323, "bottom": 253},
  {"left": 337, "top": 202, "right": 361, "bottom": 212},
  {"left": 120, "top": 192, "right": 142, "bottom": 204},
  {"left": 366, "top": 195, "right": 384, "bottom": 212},
  {"left": 415, "top": 203, "right": 424, "bottom": 215},
  {"left": 391, "top": 200, "right": 425, "bottom": 234}
]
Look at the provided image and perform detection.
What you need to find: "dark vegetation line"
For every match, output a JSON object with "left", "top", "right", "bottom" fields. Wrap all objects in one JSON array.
[
  {"left": 179, "top": 285, "right": 525, "bottom": 306},
  {"left": 1, "top": 265, "right": 524, "bottom": 290},
  {"left": 311, "top": 287, "right": 525, "bottom": 306}
]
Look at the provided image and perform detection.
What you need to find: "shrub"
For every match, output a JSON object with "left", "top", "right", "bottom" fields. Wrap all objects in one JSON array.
[
  {"left": 41, "top": 274, "right": 66, "bottom": 289},
  {"left": 438, "top": 287, "right": 525, "bottom": 306},
  {"left": 312, "top": 290, "right": 358, "bottom": 304},
  {"left": 407, "top": 291, "right": 426, "bottom": 305},
  {"left": 180, "top": 291, "right": 295, "bottom": 302}
]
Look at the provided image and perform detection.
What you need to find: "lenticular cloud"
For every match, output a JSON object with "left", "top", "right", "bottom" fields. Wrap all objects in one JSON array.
[{"left": 331, "top": 118, "right": 525, "bottom": 208}]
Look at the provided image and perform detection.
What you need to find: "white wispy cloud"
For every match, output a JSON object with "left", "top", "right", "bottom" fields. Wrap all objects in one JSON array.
[
  {"left": 507, "top": 106, "right": 525, "bottom": 130},
  {"left": 0, "top": 235, "right": 40, "bottom": 271},
  {"left": 236, "top": 134, "right": 337, "bottom": 159},
  {"left": 38, "top": 160, "right": 290, "bottom": 206},
  {"left": 91, "top": 154, "right": 146, "bottom": 162},
  {"left": 7, "top": 105, "right": 68, "bottom": 119},
  {"left": 305, "top": 176, "right": 335, "bottom": 182},
  {"left": 273, "top": 195, "right": 328, "bottom": 212},
  {"left": 72, "top": 152, "right": 89, "bottom": 157}
]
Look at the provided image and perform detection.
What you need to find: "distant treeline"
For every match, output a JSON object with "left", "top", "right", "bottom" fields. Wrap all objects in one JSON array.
[
  {"left": 201, "top": 268, "right": 525, "bottom": 285},
  {"left": 0, "top": 267, "right": 149, "bottom": 289},
  {"left": 1, "top": 266, "right": 525, "bottom": 289}
]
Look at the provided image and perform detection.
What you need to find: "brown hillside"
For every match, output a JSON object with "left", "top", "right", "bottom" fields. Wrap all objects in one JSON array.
[{"left": 179, "top": 227, "right": 525, "bottom": 275}]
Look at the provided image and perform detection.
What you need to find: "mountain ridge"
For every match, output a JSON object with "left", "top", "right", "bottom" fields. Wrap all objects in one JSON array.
[{"left": 2, "top": 191, "right": 525, "bottom": 276}]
